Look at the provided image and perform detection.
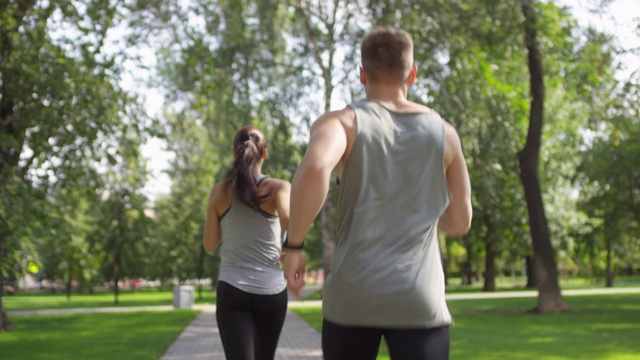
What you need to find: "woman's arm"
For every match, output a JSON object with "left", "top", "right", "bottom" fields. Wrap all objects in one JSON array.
[
  {"left": 203, "top": 183, "right": 223, "bottom": 253},
  {"left": 274, "top": 180, "right": 291, "bottom": 235}
]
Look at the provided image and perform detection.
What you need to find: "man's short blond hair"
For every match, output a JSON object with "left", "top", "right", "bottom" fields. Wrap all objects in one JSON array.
[{"left": 361, "top": 26, "right": 414, "bottom": 84}]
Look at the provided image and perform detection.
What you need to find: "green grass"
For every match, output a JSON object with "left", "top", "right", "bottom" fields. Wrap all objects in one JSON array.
[
  {"left": 4, "top": 289, "right": 217, "bottom": 311},
  {"left": 301, "top": 275, "right": 640, "bottom": 299},
  {"left": 445, "top": 274, "right": 640, "bottom": 293},
  {"left": 290, "top": 293, "right": 640, "bottom": 360},
  {"left": 448, "top": 294, "right": 640, "bottom": 360},
  {"left": 0, "top": 310, "right": 200, "bottom": 360}
]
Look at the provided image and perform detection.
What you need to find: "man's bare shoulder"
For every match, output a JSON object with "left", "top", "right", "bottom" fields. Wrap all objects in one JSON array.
[
  {"left": 311, "top": 106, "right": 355, "bottom": 130},
  {"left": 443, "top": 121, "right": 462, "bottom": 168}
]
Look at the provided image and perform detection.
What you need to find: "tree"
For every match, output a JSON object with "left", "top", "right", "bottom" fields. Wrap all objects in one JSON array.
[
  {"left": 578, "top": 77, "right": 640, "bottom": 286},
  {"left": 519, "top": 0, "right": 570, "bottom": 312},
  {"left": 0, "top": 0, "right": 138, "bottom": 330},
  {"left": 148, "top": 113, "right": 221, "bottom": 296},
  {"left": 288, "top": 0, "right": 367, "bottom": 276},
  {"left": 42, "top": 184, "right": 102, "bottom": 298},
  {"left": 129, "top": 0, "right": 333, "bottom": 275},
  {"left": 97, "top": 127, "right": 151, "bottom": 304}
]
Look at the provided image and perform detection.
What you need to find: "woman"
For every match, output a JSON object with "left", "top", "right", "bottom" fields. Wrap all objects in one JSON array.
[{"left": 203, "top": 125, "right": 291, "bottom": 360}]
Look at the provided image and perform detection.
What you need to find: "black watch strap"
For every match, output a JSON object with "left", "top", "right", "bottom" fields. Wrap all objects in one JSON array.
[{"left": 283, "top": 233, "right": 304, "bottom": 250}]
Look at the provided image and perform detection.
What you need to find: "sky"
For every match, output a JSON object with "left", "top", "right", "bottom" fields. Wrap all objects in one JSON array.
[
  {"left": 556, "top": 0, "right": 639, "bottom": 79},
  {"left": 138, "top": 0, "right": 640, "bottom": 201}
]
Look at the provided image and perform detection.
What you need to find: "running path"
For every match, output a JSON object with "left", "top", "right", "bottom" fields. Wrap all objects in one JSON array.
[
  {"left": 160, "top": 286, "right": 323, "bottom": 360},
  {"left": 160, "top": 305, "right": 322, "bottom": 360}
]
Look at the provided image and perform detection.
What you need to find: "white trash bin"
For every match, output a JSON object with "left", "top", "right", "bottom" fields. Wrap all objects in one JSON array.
[{"left": 173, "top": 285, "right": 195, "bottom": 309}]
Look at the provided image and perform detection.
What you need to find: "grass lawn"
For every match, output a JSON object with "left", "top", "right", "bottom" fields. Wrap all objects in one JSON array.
[
  {"left": 301, "top": 275, "right": 640, "bottom": 300},
  {"left": 290, "top": 293, "right": 640, "bottom": 360},
  {"left": 445, "top": 274, "right": 640, "bottom": 293},
  {"left": 0, "top": 310, "right": 200, "bottom": 360},
  {"left": 4, "top": 289, "right": 217, "bottom": 311}
]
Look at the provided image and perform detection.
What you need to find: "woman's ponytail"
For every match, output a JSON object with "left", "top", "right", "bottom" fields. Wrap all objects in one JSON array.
[{"left": 225, "top": 126, "right": 268, "bottom": 209}]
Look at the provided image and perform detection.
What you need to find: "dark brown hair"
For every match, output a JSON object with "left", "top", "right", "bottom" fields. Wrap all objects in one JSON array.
[
  {"left": 361, "top": 26, "right": 414, "bottom": 83},
  {"left": 225, "top": 125, "right": 268, "bottom": 209}
]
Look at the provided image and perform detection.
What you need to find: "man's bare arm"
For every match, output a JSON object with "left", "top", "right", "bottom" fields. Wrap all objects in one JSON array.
[
  {"left": 283, "top": 109, "right": 348, "bottom": 296},
  {"left": 287, "top": 111, "right": 348, "bottom": 247},
  {"left": 439, "top": 123, "right": 472, "bottom": 236}
]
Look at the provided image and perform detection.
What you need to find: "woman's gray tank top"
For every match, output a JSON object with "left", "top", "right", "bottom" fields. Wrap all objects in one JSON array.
[
  {"left": 322, "top": 101, "right": 453, "bottom": 328},
  {"left": 218, "top": 176, "right": 286, "bottom": 295}
]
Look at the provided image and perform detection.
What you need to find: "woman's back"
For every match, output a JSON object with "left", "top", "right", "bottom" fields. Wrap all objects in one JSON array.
[{"left": 217, "top": 176, "right": 287, "bottom": 295}]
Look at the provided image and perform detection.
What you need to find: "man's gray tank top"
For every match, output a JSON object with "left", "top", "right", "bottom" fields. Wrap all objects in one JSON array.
[
  {"left": 218, "top": 176, "right": 287, "bottom": 295},
  {"left": 322, "top": 101, "right": 453, "bottom": 328}
]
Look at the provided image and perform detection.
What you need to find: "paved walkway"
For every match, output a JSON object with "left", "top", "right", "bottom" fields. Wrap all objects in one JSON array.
[
  {"left": 161, "top": 286, "right": 323, "bottom": 360},
  {"left": 160, "top": 305, "right": 322, "bottom": 360}
]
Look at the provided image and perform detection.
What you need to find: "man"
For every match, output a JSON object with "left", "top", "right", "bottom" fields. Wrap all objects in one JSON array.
[{"left": 284, "top": 26, "right": 472, "bottom": 359}]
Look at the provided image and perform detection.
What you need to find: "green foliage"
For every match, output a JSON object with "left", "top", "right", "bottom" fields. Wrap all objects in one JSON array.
[
  {"left": 0, "top": 1, "right": 148, "bottom": 326},
  {"left": 577, "top": 76, "right": 640, "bottom": 277},
  {"left": 147, "top": 113, "right": 219, "bottom": 284}
]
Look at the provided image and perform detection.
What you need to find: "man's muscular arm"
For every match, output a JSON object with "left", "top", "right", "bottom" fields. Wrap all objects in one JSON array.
[
  {"left": 438, "top": 123, "right": 472, "bottom": 236},
  {"left": 284, "top": 109, "right": 349, "bottom": 295}
]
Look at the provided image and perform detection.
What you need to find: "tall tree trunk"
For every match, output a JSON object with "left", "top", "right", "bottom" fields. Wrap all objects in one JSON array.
[
  {"left": 210, "top": 255, "right": 220, "bottom": 291},
  {"left": 483, "top": 245, "right": 497, "bottom": 292},
  {"left": 462, "top": 244, "right": 473, "bottom": 285},
  {"left": 604, "top": 217, "right": 614, "bottom": 287},
  {"left": 606, "top": 236, "right": 614, "bottom": 287},
  {"left": 520, "top": 0, "right": 569, "bottom": 312},
  {"left": 320, "top": 200, "right": 335, "bottom": 278},
  {"left": 483, "top": 214, "right": 497, "bottom": 291},
  {"left": 196, "top": 245, "right": 205, "bottom": 300},
  {"left": 445, "top": 238, "right": 453, "bottom": 286},
  {"left": 66, "top": 249, "right": 73, "bottom": 300},
  {"left": 442, "top": 251, "right": 448, "bottom": 286},
  {"left": 0, "top": 223, "right": 7, "bottom": 331},
  {"left": 525, "top": 255, "right": 537, "bottom": 288},
  {"left": 113, "top": 256, "right": 121, "bottom": 305}
]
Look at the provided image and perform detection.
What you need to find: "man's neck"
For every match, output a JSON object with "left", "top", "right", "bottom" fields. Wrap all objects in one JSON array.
[
  {"left": 363, "top": 82, "right": 431, "bottom": 113},
  {"left": 364, "top": 82, "right": 408, "bottom": 104}
]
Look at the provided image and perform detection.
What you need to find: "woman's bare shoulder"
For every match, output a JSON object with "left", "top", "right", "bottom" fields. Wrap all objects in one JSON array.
[
  {"left": 261, "top": 177, "right": 291, "bottom": 191},
  {"left": 212, "top": 181, "right": 232, "bottom": 194}
]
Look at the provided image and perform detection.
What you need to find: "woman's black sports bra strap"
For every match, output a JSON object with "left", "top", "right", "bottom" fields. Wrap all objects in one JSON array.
[{"left": 255, "top": 174, "right": 267, "bottom": 186}]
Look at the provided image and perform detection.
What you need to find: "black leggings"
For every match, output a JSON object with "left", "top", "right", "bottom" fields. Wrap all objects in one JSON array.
[
  {"left": 215, "top": 281, "right": 288, "bottom": 360},
  {"left": 322, "top": 319, "right": 450, "bottom": 360}
]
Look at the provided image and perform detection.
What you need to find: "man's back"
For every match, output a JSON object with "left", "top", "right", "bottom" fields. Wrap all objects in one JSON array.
[{"left": 322, "top": 100, "right": 452, "bottom": 328}]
